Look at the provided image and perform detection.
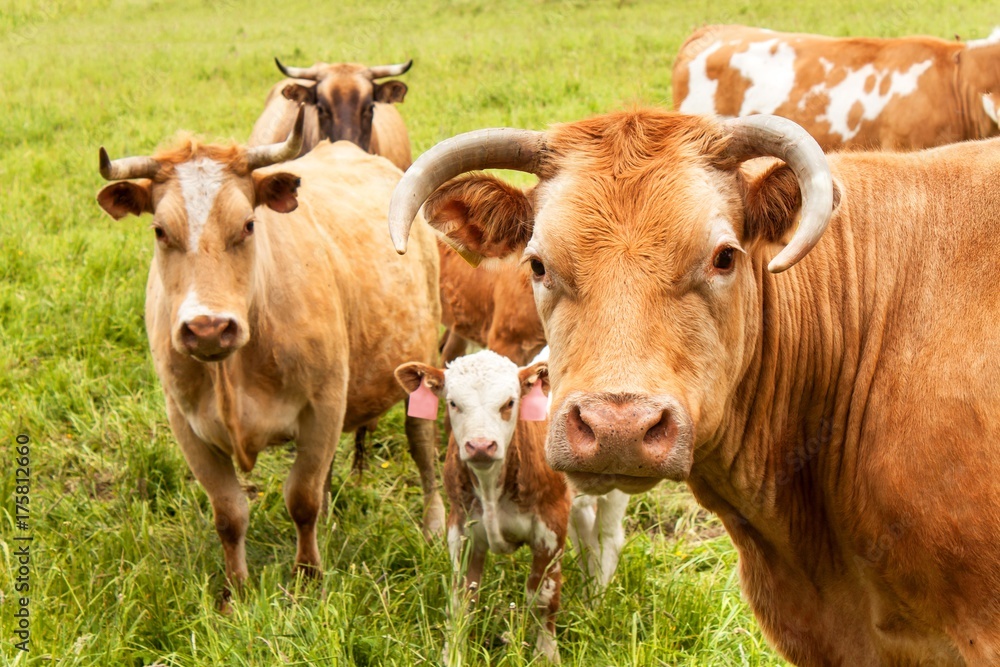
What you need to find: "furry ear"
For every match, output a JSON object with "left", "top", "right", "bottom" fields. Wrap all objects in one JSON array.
[
  {"left": 254, "top": 172, "right": 300, "bottom": 213},
  {"left": 282, "top": 84, "right": 317, "bottom": 105},
  {"left": 394, "top": 362, "right": 445, "bottom": 396},
  {"left": 423, "top": 173, "right": 535, "bottom": 260},
  {"left": 97, "top": 180, "right": 153, "bottom": 220},
  {"left": 374, "top": 80, "right": 408, "bottom": 104},
  {"left": 518, "top": 362, "right": 549, "bottom": 397},
  {"left": 740, "top": 162, "right": 841, "bottom": 244}
]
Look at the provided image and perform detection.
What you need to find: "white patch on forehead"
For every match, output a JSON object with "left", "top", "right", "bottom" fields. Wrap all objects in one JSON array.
[
  {"left": 445, "top": 350, "right": 521, "bottom": 406},
  {"left": 730, "top": 38, "right": 797, "bottom": 116},
  {"left": 176, "top": 287, "right": 238, "bottom": 324},
  {"left": 967, "top": 27, "right": 1000, "bottom": 49},
  {"left": 816, "top": 59, "right": 933, "bottom": 142},
  {"left": 678, "top": 41, "right": 723, "bottom": 115},
  {"left": 175, "top": 158, "right": 226, "bottom": 253}
]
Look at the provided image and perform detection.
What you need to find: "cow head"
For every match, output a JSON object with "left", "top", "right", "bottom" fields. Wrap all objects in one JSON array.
[
  {"left": 96, "top": 107, "right": 306, "bottom": 362},
  {"left": 395, "top": 351, "right": 549, "bottom": 469},
  {"left": 275, "top": 58, "right": 410, "bottom": 152},
  {"left": 389, "top": 110, "right": 836, "bottom": 494}
]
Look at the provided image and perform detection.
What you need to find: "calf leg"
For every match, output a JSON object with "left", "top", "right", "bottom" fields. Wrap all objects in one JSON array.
[
  {"left": 405, "top": 409, "right": 444, "bottom": 537},
  {"left": 167, "top": 402, "right": 249, "bottom": 591},
  {"left": 594, "top": 490, "right": 629, "bottom": 588},
  {"left": 527, "top": 546, "right": 563, "bottom": 664},
  {"left": 286, "top": 406, "right": 342, "bottom": 577}
]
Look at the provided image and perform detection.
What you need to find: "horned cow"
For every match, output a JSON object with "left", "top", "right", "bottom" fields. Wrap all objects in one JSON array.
[
  {"left": 388, "top": 110, "right": 1000, "bottom": 665},
  {"left": 673, "top": 24, "right": 1000, "bottom": 150},
  {"left": 96, "top": 110, "right": 444, "bottom": 594}
]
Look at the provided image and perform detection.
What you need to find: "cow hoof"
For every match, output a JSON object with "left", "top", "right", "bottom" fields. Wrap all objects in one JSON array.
[
  {"left": 423, "top": 493, "right": 446, "bottom": 539},
  {"left": 293, "top": 562, "right": 323, "bottom": 580}
]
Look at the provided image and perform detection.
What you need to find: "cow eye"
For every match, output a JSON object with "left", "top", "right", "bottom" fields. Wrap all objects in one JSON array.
[
  {"left": 713, "top": 246, "right": 737, "bottom": 272},
  {"left": 243, "top": 219, "right": 255, "bottom": 237},
  {"left": 530, "top": 259, "right": 545, "bottom": 278},
  {"left": 506, "top": 399, "right": 515, "bottom": 409},
  {"left": 153, "top": 226, "right": 167, "bottom": 242},
  {"left": 449, "top": 400, "right": 457, "bottom": 409}
]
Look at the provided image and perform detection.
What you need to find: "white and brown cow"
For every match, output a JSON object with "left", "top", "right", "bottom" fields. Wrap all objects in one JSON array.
[
  {"left": 673, "top": 24, "right": 1000, "bottom": 150},
  {"left": 96, "top": 111, "right": 443, "bottom": 592},
  {"left": 396, "top": 351, "right": 566, "bottom": 663},
  {"left": 249, "top": 58, "right": 412, "bottom": 169},
  {"left": 388, "top": 110, "right": 1000, "bottom": 664}
]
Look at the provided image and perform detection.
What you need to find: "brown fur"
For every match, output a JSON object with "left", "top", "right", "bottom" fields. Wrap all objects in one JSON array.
[
  {"left": 98, "top": 140, "right": 443, "bottom": 590},
  {"left": 672, "top": 24, "right": 1000, "bottom": 150},
  {"left": 418, "top": 107, "right": 1000, "bottom": 665},
  {"left": 248, "top": 61, "right": 412, "bottom": 169}
]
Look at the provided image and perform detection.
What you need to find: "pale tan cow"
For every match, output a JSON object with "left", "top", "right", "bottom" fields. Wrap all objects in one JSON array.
[
  {"left": 96, "top": 112, "right": 443, "bottom": 591},
  {"left": 249, "top": 59, "right": 412, "bottom": 170},
  {"left": 388, "top": 110, "right": 1000, "bottom": 665},
  {"left": 673, "top": 24, "right": 1000, "bottom": 150}
]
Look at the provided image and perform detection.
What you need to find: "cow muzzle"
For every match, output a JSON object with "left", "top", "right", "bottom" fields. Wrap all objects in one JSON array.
[
  {"left": 178, "top": 315, "right": 243, "bottom": 362},
  {"left": 547, "top": 392, "right": 694, "bottom": 494}
]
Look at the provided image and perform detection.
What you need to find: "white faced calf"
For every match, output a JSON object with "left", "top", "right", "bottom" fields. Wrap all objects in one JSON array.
[{"left": 396, "top": 351, "right": 567, "bottom": 664}]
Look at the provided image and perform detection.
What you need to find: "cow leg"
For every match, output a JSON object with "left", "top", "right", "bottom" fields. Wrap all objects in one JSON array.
[
  {"left": 166, "top": 401, "right": 249, "bottom": 593},
  {"left": 352, "top": 424, "right": 369, "bottom": 477},
  {"left": 441, "top": 330, "right": 469, "bottom": 365},
  {"left": 594, "top": 490, "right": 629, "bottom": 589},
  {"left": 568, "top": 494, "right": 601, "bottom": 594},
  {"left": 445, "top": 511, "right": 487, "bottom": 667},
  {"left": 404, "top": 408, "right": 444, "bottom": 538},
  {"left": 286, "top": 406, "right": 342, "bottom": 577},
  {"left": 527, "top": 545, "right": 562, "bottom": 664}
]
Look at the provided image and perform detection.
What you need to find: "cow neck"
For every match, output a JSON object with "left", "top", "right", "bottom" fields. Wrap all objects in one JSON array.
[
  {"left": 689, "top": 213, "right": 866, "bottom": 575},
  {"left": 468, "top": 422, "right": 526, "bottom": 553}
]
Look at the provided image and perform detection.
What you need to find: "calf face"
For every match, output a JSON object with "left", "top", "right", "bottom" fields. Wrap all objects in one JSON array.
[
  {"left": 97, "top": 117, "right": 304, "bottom": 362},
  {"left": 396, "top": 351, "right": 549, "bottom": 468}
]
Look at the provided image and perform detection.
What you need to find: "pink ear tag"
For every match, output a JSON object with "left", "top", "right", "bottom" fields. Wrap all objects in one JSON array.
[
  {"left": 520, "top": 380, "right": 548, "bottom": 422},
  {"left": 407, "top": 379, "right": 439, "bottom": 419}
]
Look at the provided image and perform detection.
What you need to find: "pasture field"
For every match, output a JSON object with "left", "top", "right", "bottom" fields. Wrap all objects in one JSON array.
[{"left": 1, "top": 0, "right": 997, "bottom": 664}]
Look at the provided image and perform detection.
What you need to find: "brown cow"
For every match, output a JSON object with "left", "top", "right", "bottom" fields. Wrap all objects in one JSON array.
[
  {"left": 388, "top": 110, "right": 1000, "bottom": 664},
  {"left": 673, "top": 24, "right": 1000, "bottom": 150},
  {"left": 96, "top": 112, "right": 443, "bottom": 593},
  {"left": 248, "top": 59, "right": 412, "bottom": 170},
  {"left": 438, "top": 240, "right": 546, "bottom": 366}
]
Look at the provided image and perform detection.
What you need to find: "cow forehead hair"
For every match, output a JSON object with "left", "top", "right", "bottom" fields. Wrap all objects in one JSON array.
[
  {"left": 150, "top": 134, "right": 250, "bottom": 181},
  {"left": 541, "top": 107, "right": 736, "bottom": 179},
  {"left": 444, "top": 350, "right": 520, "bottom": 401}
]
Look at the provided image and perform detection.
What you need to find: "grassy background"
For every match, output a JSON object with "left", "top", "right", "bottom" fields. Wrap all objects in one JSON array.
[{"left": 1, "top": 0, "right": 997, "bottom": 664}]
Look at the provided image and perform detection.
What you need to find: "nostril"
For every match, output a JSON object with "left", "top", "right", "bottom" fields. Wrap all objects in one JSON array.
[
  {"left": 643, "top": 409, "right": 678, "bottom": 450},
  {"left": 219, "top": 320, "right": 239, "bottom": 347},
  {"left": 567, "top": 405, "right": 598, "bottom": 457},
  {"left": 180, "top": 323, "right": 198, "bottom": 350}
]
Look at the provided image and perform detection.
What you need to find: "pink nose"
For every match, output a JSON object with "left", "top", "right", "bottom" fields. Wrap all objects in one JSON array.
[
  {"left": 549, "top": 393, "right": 693, "bottom": 486},
  {"left": 180, "top": 316, "right": 240, "bottom": 359},
  {"left": 464, "top": 438, "right": 499, "bottom": 463}
]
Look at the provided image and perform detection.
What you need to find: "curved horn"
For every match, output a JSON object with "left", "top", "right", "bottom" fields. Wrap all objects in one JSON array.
[
  {"left": 369, "top": 59, "right": 413, "bottom": 79},
  {"left": 721, "top": 115, "right": 834, "bottom": 273},
  {"left": 274, "top": 57, "right": 320, "bottom": 81},
  {"left": 99, "top": 147, "right": 160, "bottom": 181},
  {"left": 388, "top": 128, "right": 545, "bottom": 255},
  {"left": 246, "top": 105, "right": 305, "bottom": 170}
]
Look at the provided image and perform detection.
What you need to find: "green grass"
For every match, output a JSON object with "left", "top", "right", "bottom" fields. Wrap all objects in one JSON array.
[{"left": 1, "top": 0, "right": 998, "bottom": 664}]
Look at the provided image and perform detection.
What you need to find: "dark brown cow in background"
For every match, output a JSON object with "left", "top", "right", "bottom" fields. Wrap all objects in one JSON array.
[
  {"left": 388, "top": 111, "right": 1000, "bottom": 665},
  {"left": 249, "top": 58, "right": 413, "bottom": 170},
  {"left": 673, "top": 24, "right": 1000, "bottom": 150}
]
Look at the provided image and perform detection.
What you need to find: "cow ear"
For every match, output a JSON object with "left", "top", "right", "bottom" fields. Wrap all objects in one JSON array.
[
  {"left": 374, "top": 80, "right": 408, "bottom": 104},
  {"left": 282, "top": 83, "right": 316, "bottom": 105},
  {"left": 518, "top": 362, "right": 549, "bottom": 397},
  {"left": 394, "top": 362, "right": 445, "bottom": 396},
  {"left": 424, "top": 173, "right": 535, "bottom": 260},
  {"left": 254, "top": 172, "right": 300, "bottom": 213},
  {"left": 97, "top": 180, "right": 153, "bottom": 220},
  {"left": 739, "top": 162, "right": 841, "bottom": 245}
]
